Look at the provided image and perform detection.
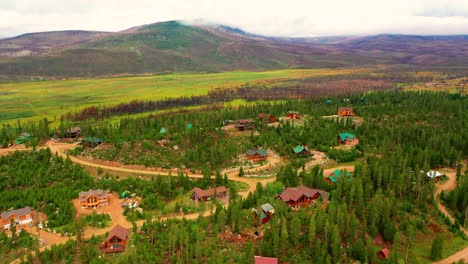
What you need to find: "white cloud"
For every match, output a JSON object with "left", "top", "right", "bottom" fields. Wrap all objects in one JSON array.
[{"left": 1, "top": 0, "right": 468, "bottom": 38}]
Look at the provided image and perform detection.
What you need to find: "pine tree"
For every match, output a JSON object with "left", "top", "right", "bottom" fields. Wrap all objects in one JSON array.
[{"left": 430, "top": 234, "right": 443, "bottom": 260}]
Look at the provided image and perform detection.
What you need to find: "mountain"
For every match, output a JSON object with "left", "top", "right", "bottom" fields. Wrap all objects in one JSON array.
[{"left": 0, "top": 20, "right": 466, "bottom": 80}]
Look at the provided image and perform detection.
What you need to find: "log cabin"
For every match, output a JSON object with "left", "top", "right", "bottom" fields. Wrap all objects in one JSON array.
[
  {"left": 79, "top": 189, "right": 110, "bottom": 208},
  {"left": 246, "top": 149, "right": 268, "bottom": 162},
  {"left": 235, "top": 119, "right": 255, "bottom": 131},
  {"left": 276, "top": 186, "right": 329, "bottom": 208},
  {"left": 191, "top": 186, "right": 228, "bottom": 202},
  {"left": 1, "top": 207, "right": 34, "bottom": 230},
  {"left": 337, "top": 132, "right": 359, "bottom": 145},
  {"left": 337, "top": 107, "right": 355, "bottom": 117},
  {"left": 100, "top": 225, "right": 129, "bottom": 253}
]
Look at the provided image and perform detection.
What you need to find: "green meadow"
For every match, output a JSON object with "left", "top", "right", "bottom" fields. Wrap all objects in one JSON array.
[{"left": 0, "top": 68, "right": 360, "bottom": 125}]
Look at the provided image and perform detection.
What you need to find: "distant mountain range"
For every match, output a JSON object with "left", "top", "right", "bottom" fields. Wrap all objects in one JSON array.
[{"left": 0, "top": 20, "right": 467, "bottom": 80}]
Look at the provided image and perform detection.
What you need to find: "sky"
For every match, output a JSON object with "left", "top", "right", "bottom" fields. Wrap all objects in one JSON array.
[{"left": 1, "top": 0, "right": 468, "bottom": 38}]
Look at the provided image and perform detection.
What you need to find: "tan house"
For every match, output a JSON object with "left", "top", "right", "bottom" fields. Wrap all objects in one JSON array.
[
  {"left": 1, "top": 207, "right": 34, "bottom": 230},
  {"left": 79, "top": 189, "right": 110, "bottom": 208}
]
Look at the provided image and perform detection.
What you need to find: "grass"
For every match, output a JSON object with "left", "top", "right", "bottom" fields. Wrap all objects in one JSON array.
[{"left": 0, "top": 68, "right": 362, "bottom": 125}]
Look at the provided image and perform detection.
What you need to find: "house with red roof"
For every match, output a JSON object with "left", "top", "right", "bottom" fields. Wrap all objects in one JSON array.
[
  {"left": 100, "top": 225, "right": 129, "bottom": 253},
  {"left": 191, "top": 186, "right": 228, "bottom": 202},
  {"left": 254, "top": 256, "right": 278, "bottom": 264},
  {"left": 377, "top": 248, "right": 389, "bottom": 260},
  {"left": 276, "top": 186, "right": 329, "bottom": 208}
]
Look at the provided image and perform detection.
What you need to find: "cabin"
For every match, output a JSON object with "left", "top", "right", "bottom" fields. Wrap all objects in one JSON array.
[
  {"left": 327, "top": 169, "right": 352, "bottom": 184},
  {"left": 324, "top": 99, "right": 333, "bottom": 104},
  {"left": 235, "top": 119, "right": 255, "bottom": 131},
  {"left": 80, "top": 137, "right": 103, "bottom": 147},
  {"left": 276, "top": 186, "right": 329, "bottom": 208},
  {"left": 338, "top": 107, "right": 355, "bottom": 117},
  {"left": 1, "top": 207, "right": 34, "bottom": 230},
  {"left": 257, "top": 113, "right": 277, "bottom": 123},
  {"left": 286, "top": 111, "right": 301, "bottom": 119},
  {"left": 293, "top": 145, "right": 310, "bottom": 156},
  {"left": 252, "top": 203, "right": 275, "bottom": 225},
  {"left": 337, "top": 132, "right": 359, "bottom": 145},
  {"left": 426, "top": 170, "right": 443, "bottom": 180},
  {"left": 254, "top": 256, "right": 279, "bottom": 264},
  {"left": 66, "top": 127, "right": 81, "bottom": 138},
  {"left": 159, "top": 127, "right": 167, "bottom": 134},
  {"left": 15, "top": 132, "right": 32, "bottom": 145},
  {"left": 100, "top": 225, "right": 129, "bottom": 253},
  {"left": 377, "top": 248, "right": 389, "bottom": 260},
  {"left": 79, "top": 189, "right": 110, "bottom": 208},
  {"left": 246, "top": 149, "right": 268, "bottom": 162},
  {"left": 191, "top": 186, "right": 228, "bottom": 202}
]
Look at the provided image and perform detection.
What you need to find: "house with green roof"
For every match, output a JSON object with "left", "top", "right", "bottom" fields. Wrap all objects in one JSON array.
[
  {"left": 246, "top": 149, "right": 268, "bottom": 162},
  {"left": 251, "top": 203, "right": 275, "bottom": 225},
  {"left": 293, "top": 145, "right": 309, "bottom": 156},
  {"left": 159, "top": 127, "right": 167, "bottom": 134},
  {"left": 337, "top": 132, "right": 359, "bottom": 145},
  {"left": 327, "top": 169, "right": 352, "bottom": 184},
  {"left": 81, "top": 137, "right": 103, "bottom": 147},
  {"left": 15, "top": 132, "right": 32, "bottom": 145}
]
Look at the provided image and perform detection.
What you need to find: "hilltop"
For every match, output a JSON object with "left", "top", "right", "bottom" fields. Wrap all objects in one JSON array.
[{"left": 0, "top": 20, "right": 467, "bottom": 80}]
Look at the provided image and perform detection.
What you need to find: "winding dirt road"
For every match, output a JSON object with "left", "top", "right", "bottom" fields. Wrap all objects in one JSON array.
[{"left": 432, "top": 167, "right": 468, "bottom": 264}]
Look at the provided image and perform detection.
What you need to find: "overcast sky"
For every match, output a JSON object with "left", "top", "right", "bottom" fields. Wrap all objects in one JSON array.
[{"left": 1, "top": 0, "right": 468, "bottom": 38}]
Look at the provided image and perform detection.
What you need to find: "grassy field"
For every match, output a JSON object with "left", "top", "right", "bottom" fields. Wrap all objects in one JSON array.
[{"left": 0, "top": 68, "right": 361, "bottom": 125}]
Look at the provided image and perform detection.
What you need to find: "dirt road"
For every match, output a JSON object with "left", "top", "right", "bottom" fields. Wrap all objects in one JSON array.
[{"left": 432, "top": 167, "right": 468, "bottom": 264}]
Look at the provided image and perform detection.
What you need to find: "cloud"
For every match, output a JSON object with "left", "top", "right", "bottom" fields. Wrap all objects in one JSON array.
[{"left": 1, "top": 0, "right": 468, "bottom": 38}]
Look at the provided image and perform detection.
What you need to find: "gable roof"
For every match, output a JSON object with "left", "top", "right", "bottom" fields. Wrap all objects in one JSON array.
[
  {"left": 159, "top": 127, "right": 167, "bottom": 134},
  {"left": 67, "top": 127, "right": 81, "bottom": 133},
  {"left": 1, "top": 207, "right": 32, "bottom": 220},
  {"left": 246, "top": 149, "right": 268, "bottom": 157},
  {"left": 254, "top": 256, "right": 278, "bottom": 264},
  {"left": 329, "top": 169, "right": 352, "bottom": 182},
  {"left": 287, "top": 111, "right": 299, "bottom": 114},
  {"left": 192, "top": 186, "right": 228, "bottom": 198},
  {"left": 83, "top": 137, "right": 103, "bottom": 144},
  {"left": 338, "top": 132, "right": 356, "bottom": 141},
  {"left": 79, "top": 189, "right": 109, "bottom": 202},
  {"left": 261, "top": 203, "right": 274, "bottom": 212},
  {"left": 379, "top": 248, "right": 389, "bottom": 259},
  {"left": 293, "top": 145, "right": 307, "bottom": 154},
  {"left": 279, "top": 186, "right": 329, "bottom": 202},
  {"left": 105, "top": 225, "right": 128, "bottom": 242}
]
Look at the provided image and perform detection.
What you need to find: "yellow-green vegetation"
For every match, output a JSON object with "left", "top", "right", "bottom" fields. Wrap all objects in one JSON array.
[
  {"left": 0, "top": 68, "right": 362, "bottom": 124},
  {"left": 403, "top": 77, "right": 467, "bottom": 94}
]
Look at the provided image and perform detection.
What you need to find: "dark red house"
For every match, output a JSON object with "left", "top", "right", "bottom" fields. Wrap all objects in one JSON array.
[
  {"left": 246, "top": 149, "right": 268, "bottom": 162},
  {"left": 377, "top": 248, "right": 389, "bottom": 260},
  {"left": 252, "top": 203, "right": 275, "bottom": 225},
  {"left": 191, "top": 186, "right": 228, "bottom": 202},
  {"left": 101, "top": 225, "right": 129, "bottom": 253},
  {"left": 276, "top": 186, "right": 329, "bottom": 208}
]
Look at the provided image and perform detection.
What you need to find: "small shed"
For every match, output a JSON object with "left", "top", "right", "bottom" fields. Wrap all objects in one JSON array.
[
  {"left": 293, "top": 145, "right": 309, "bottom": 156},
  {"left": 159, "top": 127, "right": 167, "bottom": 134}
]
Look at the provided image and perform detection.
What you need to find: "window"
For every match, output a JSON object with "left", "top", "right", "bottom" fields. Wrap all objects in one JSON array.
[{"left": 26, "top": 214, "right": 30, "bottom": 219}]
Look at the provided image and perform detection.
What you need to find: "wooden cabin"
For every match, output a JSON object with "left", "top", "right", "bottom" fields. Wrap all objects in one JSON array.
[
  {"left": 276, "top": 186, "right": 329, "bottom": 208},
  {"left": 79, "top": 189, "right": 110, "bottom": 208},
  {"left": 377, "top": 248, "right": 389, "bottom": 260},
  {"left": 337, "top": 132, "right": 359, "bottom": 145},
  {"left": 246, "top": 149, "right": 268, "bottom": 162},
  {"left": 338, "top": 107, "right": 355, "bottom": 117},
  {"left": 66, "top": 127, "right": 81, "bottom": 138},
  {"left": 254, "top": 256, "right": 279, "bottom": 264},
  {"left": 286, "top": 111, "right": 301, "bottom": 119},
  {"left": 252, "top": 203, "right": 275, "bottom": 225},
  {"left": 1, "top": 207, "right": 34, "bottom": 230},
  {"left": 257, "top": 113, "right": 277, "bottom": 123},
  {"left": 235, "top": 119, "right": 255, "bottom": 131},
  {"left": 191, "top": 186, "right": 228, "bottom": 202},
  {"left": 292, "top": 145, "right": 310, "bottom": 156},
  {"left": 101, "top": 225, "right": 128, "bottom": 253}
]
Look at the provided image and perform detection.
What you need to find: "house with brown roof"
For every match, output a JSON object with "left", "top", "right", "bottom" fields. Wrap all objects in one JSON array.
[
  {"left": 100, "top": 225, "right": 129, "bottom": 253},
  {"left": 257, "top": 113, "right": 277, "bottom": 123},
  {"left": 285, "top": 111, "right": 301, "bottom": 119},
  {"left": 254, "top": 256, "right": 278, "bottom": 264},
  {"left": 191, "top": 186, "right": 228, "bottom": 202},
  {"left": 377, "top": 248, "right": 389, "bottom": 260},
  {"left": 66, "top": 127, "right": 81, "bottom": 138},
  {"left": 338, "top": 107, "right": 355, "bottom": 117},
  {"left": 79, "top": 189, "right": 110, "bottom": 208},
  {"left": 1, "top": 207, "right": 34, "bottom": 230},
  {"left": 246, "top": 149, "right": 268, "bottom": 162},
  {"left": 235, "top": 119, "right": 255, "bottom": 131},
  {"left": 276, "top": 186, "right": 329, "bottom": 208}
]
